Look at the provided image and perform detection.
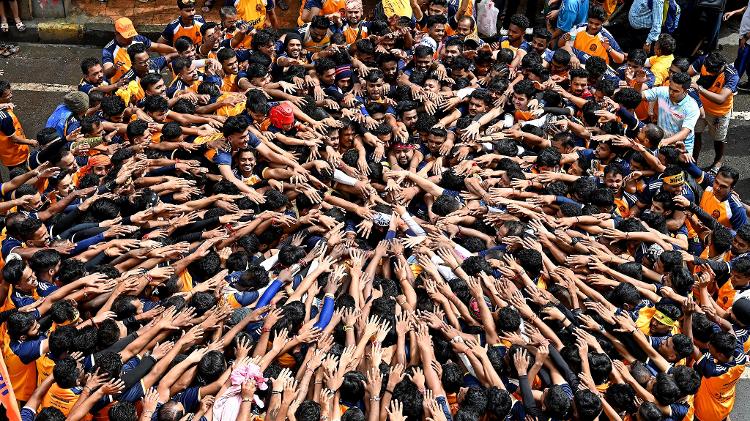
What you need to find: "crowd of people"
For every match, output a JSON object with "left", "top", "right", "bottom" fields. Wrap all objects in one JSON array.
[{"left": 0, "top": 0, "right": 750, "bottom": 420}]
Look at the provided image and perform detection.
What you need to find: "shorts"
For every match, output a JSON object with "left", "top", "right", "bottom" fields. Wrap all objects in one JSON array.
[{"left": 695, "top": 113, "right": 730, "bottom": 142}]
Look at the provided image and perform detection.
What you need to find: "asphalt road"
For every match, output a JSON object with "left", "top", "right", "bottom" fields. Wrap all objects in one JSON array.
[{"left": 4, "top": 31, "right": 750, "bottom": 418}]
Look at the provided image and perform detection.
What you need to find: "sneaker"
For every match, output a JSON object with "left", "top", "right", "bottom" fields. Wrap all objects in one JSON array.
[{"left": 738, "top": 81, "right": 750, "bottom": 92}]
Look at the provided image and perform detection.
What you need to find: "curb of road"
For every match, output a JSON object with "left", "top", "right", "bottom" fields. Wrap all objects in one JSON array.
[{"left": 4, "top": 19, "right": 163, "bottom": 46}]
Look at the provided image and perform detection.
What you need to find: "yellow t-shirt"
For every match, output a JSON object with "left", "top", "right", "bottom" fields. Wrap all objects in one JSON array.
[
  {"left": 382, "top": 0, "right": 412, "bottom": 18},
  {"left": 648, "top": 54, "right": 674, "bottom": 86}
]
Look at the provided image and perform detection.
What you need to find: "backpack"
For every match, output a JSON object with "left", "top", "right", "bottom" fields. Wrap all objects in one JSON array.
[
  {"left": 647, "top": 0, "right": 681, "bottom": 34},
  {"left": 476, "top": 0, "right": 498, "bottom": 37}
]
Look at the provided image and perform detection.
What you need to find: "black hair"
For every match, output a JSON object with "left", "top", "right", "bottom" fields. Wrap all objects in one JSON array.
[
  {"left": 574, "top": 389, "right": 602, "bottom": 421},
  {"left": 671, "top": 365, "right": 701, "bottom": 395},
  {"left": 197, "top": 350, "right": 227, "bottom": 384},
  {"left": 52, "top": 357, "right": 81, "bottom": 388},
  {"left": 81, "top": 57, "right": 101, "bottom": 75},
  {"left": 217, "top": 47, "right": 237, "bottom": 63},
  {"left": 101, "top": 95, "right": 126, "bottom": 118},
  {"left": 37, "top": 408, "right": 65, "bottom": 421},
  {"left": 671, "top": 334, "right": 694, "bottom": 361},
  {"left": 671, "top": 72, "right": 691, "bottom": 89},
  {"left": 2, "top": 259, "right": 25, "bottom": 285},
  {"left": 588, "top": 352, "right": 612, "bottom": 385},
  {"left": 109, "top": 401, "right": 137, "bottom": 421},
  {"left": 295, "top": 400, "right": 321, "bottom": 421},
  {"left": 94, "top": 350, "right": 123, "bottom": 379},
  {"left": 340, "top": 371, "right": 367, "bottom": 402},
  {"left": 509, "top": 14, "right": 530, "bottom": 29},
  {"left": 496, "top": 307, "right": 521, "bottom": 332},
  {"left": 656, "top": 33, "right": 677, "bottom": 55},
  {"left": 588, "top": 5, "right": 607, "bottom": 21},
  {"left": 50, "top": 300, "right": 78, "bottom": 324},
  {"left": 653, "top": 373, "right": 680, "bottom": 405},
  {"left": 516, "top": 249, "right": 542, "bottom": 278},
  {"left": 143, "top": 95, "right": 169, "bottom": 113},
  {"left": 710, "top": 331, "right": 738, "bottom": 358},
  {"left": 605, "top": 383, "right": 636, "bottom": 413},
  {"left": 223, "top": 115, "right": 250, "bottom": 137},
  {"left": 543, "top": 385, "right": 571, "bottom": 418}
]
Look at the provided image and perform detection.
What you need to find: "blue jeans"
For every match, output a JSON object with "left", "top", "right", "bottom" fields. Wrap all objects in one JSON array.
[{"left": 735, "top": 43, "right": 750, "bottom": 82}]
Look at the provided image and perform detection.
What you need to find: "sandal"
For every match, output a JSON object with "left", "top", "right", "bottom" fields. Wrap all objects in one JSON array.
[
  {"left": 705, "top": 163, "right": 723, "bottom": 175},
  {"left": 201, "top": 0, "right": 214, "bottom": 12},
  {"left": 6, "top": 44, "right": 18, "bottom": 55},
  {"left": 0, "top": 23, "right": 8, "bottom": 33},
  {"left": 14, "top": 21, "right": 24, "bottom": 32}
]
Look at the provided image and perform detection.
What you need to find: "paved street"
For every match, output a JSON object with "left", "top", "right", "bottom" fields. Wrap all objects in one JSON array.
[{"left": 4, "top": 31, "right": 750, "bottom": 418}]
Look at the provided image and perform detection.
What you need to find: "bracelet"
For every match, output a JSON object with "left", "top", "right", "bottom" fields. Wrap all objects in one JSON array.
[
  {"left": 325, "top": 293, "right": 335, "bottom": 299},
  {"left": 242, "top": 397, "right": 253, "bottom": 403},
  {"left": 262, "top": 327, "right": 271, "bottom": 333},
  {"left": 370, "top": 396, "right": 381, "bottom": 402},
  {"left": 384, "top": 390, "right": 393, "bottom": 395},
  {"left": 271, "top": 391, "right": 282, "bottom": 395}
]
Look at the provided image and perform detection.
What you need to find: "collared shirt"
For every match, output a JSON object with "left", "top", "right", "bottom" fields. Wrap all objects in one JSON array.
[
  {"left": 557, "top": 0, "right": 589, "bottom": 32},
  {"left": 628, "top": 0, "right": 664, "bottom": 43},
  {"left": 643, "top": 86, "right": 700, "bottom": 153}
]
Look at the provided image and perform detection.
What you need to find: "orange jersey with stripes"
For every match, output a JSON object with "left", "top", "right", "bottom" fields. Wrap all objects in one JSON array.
[
  {"left": 42, "top": 384, "right": 83, "bottom": 416},
  {"left": 700, "top": 186, "right": 743, "bottom": 230},
  {"left": 102, "top": 35, "right": 152, "bottom": 83},
  {"left": 235, "top": 0, "right": 271, "bottom": 29},
  {"left": 161, "top": 16, "right": 206, "bottom": 45},
  {"left": 297, "top": 0, "right": 345, "bottom": 26},
  {"left": 717, "top": 280, "right": 750, "bottom": 311},
  {"left": 1, "top": 335, "right": 37, "bottom": 401},
  {"left": 0, "top": 109, "right": 29, "bottom": 167},
  {"left": 694, "top": 350, "right": 746, "bottom": 421}
]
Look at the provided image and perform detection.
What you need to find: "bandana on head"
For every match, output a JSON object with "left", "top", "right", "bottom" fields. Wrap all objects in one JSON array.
[
  {"left": 663, "top": 172, "right": 685, "bottom": 186},
  {"left": 77, "top": 154, "right": 112, "bottom": 181},
  {"left": 646, "top": 244, "right": 664, "bottom": 263},
  {"left": 652, "top": 310, "right": 676, "bottom": 327},
  {"left": 335, "top": 65, "right": 352, "bottom": 81},
  {"left": 346, "top": 0, "right": 362, "bottom": 11},
  {"left": 373, "top": 212, "right": 391, "bottom": 227}
]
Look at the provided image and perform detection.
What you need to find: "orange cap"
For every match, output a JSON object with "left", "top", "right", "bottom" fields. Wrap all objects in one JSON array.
[{"left": 114, "top": 17, "right": 138, "bottom": 38}]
